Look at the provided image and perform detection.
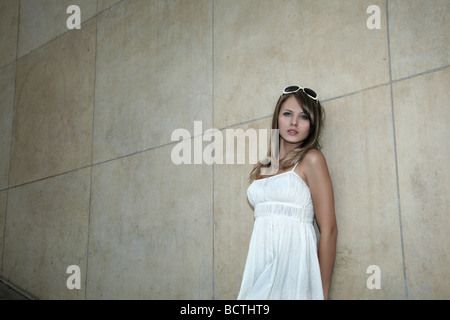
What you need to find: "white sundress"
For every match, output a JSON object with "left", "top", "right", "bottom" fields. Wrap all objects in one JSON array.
[{"left": 237, "top": 162, "right": 324, "bottom": 300}]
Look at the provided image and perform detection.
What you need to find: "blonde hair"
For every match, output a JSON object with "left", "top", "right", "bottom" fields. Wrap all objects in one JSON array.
[{"left": 249, "top": 90, "right": 325, "bottom": 181}]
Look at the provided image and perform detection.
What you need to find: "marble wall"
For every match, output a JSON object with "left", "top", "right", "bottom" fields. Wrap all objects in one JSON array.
[{"left": 0, "top": 0, "right": 448, "bottom": 299}]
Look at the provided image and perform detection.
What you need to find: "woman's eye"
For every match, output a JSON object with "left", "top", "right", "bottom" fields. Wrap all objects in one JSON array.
[
  {"left": 300, "top": 115, "right": 309, "bottom": 120},
  {"left": 283, "top": 112, "right": 291, "bottom": 116}
]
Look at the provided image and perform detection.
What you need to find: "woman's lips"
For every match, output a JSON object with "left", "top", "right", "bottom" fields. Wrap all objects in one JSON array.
[{"left": 287, "top": 129, "right": 298, "bottom": 135}]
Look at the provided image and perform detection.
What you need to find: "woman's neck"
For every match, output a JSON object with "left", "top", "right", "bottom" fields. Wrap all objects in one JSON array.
[{"left": 279, "top": 139, "right": 298, "bottom": 160}]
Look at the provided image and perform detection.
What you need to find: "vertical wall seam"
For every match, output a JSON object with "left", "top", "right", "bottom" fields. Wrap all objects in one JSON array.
[
  {"left": 211, "top": 0, "right": 215, "bottom": 300},
  {"left": 1, "top": 0, "right": 22, "bottom": 281},
  {"left": 385, "top": 0, "right": 409, "bottom": 299},
  {"left": 84, "top": 0, "right": 100, "bottom": 300}
]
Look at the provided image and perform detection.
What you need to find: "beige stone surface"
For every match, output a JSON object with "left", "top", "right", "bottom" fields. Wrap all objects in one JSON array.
[
  {"left": 17, "top": 0, "right": 98, "bottom": 58},
  {"left": 2, "top": 168, "right": 91, "bottom": 299},
  {"left": 0, "top": 63, "right": 15, "bottom": 190},
  {"left": 98, "top": 0, "right": 122, "bottom": 12},
  {"left": 10, "top": 18, "right": 96, "bottom": 187},
  {"left": 87, "top": 144, "right": 213, "bottom": 299},
  {"left": 393, "top": 67, "right": 450, "bottom": 299},
  {"left": 214, "top": 0, "right": 389, "bottom": 129},
  {"left": 388, "top": 0, "right": 450, "bottom": 80},
  {"left": 0, "top": 0, "right": 19, "bottom": 68},
  {"left": 0, "top": 191, "right": 6, "bottom": 267},
  {"left": 93, "top": 0, "right": 212, "bottom": 163},
  {"left": 321, "top": 85, "right": 405, "bottom": 299}
]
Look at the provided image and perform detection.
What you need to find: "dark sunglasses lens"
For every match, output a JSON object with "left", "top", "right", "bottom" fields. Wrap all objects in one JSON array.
[
  {"left": 304, "top": 88, "right": 317, "bottom": 98},
  {"left": 284, "top": 86, "right": 300, "bottom": 93}
]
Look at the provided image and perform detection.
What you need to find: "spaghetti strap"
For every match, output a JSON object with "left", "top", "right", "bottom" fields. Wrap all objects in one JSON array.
[{"left": 291, "top": 162, "right": 300, "bottom": 171}]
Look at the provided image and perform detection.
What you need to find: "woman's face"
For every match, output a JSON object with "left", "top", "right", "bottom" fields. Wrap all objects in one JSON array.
[{"left": 278, "top": 96, "right": 311, "bottom": 145}]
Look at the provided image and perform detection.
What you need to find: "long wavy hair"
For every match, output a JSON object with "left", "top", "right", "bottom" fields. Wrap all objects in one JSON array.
[{"left": 249, "top": 89, "right": 325, "bottom": 181}]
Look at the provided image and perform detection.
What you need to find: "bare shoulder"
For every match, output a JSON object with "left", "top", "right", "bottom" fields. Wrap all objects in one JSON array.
[
  {"left": 295, "top": 149, "right": 330, "bottom": 185},
  {"left": 302, "top": 149, "right": 331, "bottom": 180},
  {"left": 303, "top": 149, "right": 328, "bottom": 168}
]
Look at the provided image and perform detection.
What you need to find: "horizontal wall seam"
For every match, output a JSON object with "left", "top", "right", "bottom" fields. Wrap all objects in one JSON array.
[{"left": 1, "top": 62, "right": 448, "bottom": 194}]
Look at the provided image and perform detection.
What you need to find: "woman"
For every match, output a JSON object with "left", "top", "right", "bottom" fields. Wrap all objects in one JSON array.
[{"left": 237, "top": 86, "right": 337, "bottom": 300}]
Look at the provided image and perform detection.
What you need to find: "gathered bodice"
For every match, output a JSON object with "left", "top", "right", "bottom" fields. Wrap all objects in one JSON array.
[{"left": 247, "top": 167, "right": 315, "bottom": 223}]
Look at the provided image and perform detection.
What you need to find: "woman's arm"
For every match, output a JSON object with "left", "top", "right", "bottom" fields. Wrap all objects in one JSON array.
[{"left": 302, "top": 149, "right": 338, "bottom": 300}]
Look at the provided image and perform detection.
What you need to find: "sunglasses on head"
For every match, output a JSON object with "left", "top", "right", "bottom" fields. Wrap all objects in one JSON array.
[{"left": 283, "top": 85, "right": 318, "bottom": 101}]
